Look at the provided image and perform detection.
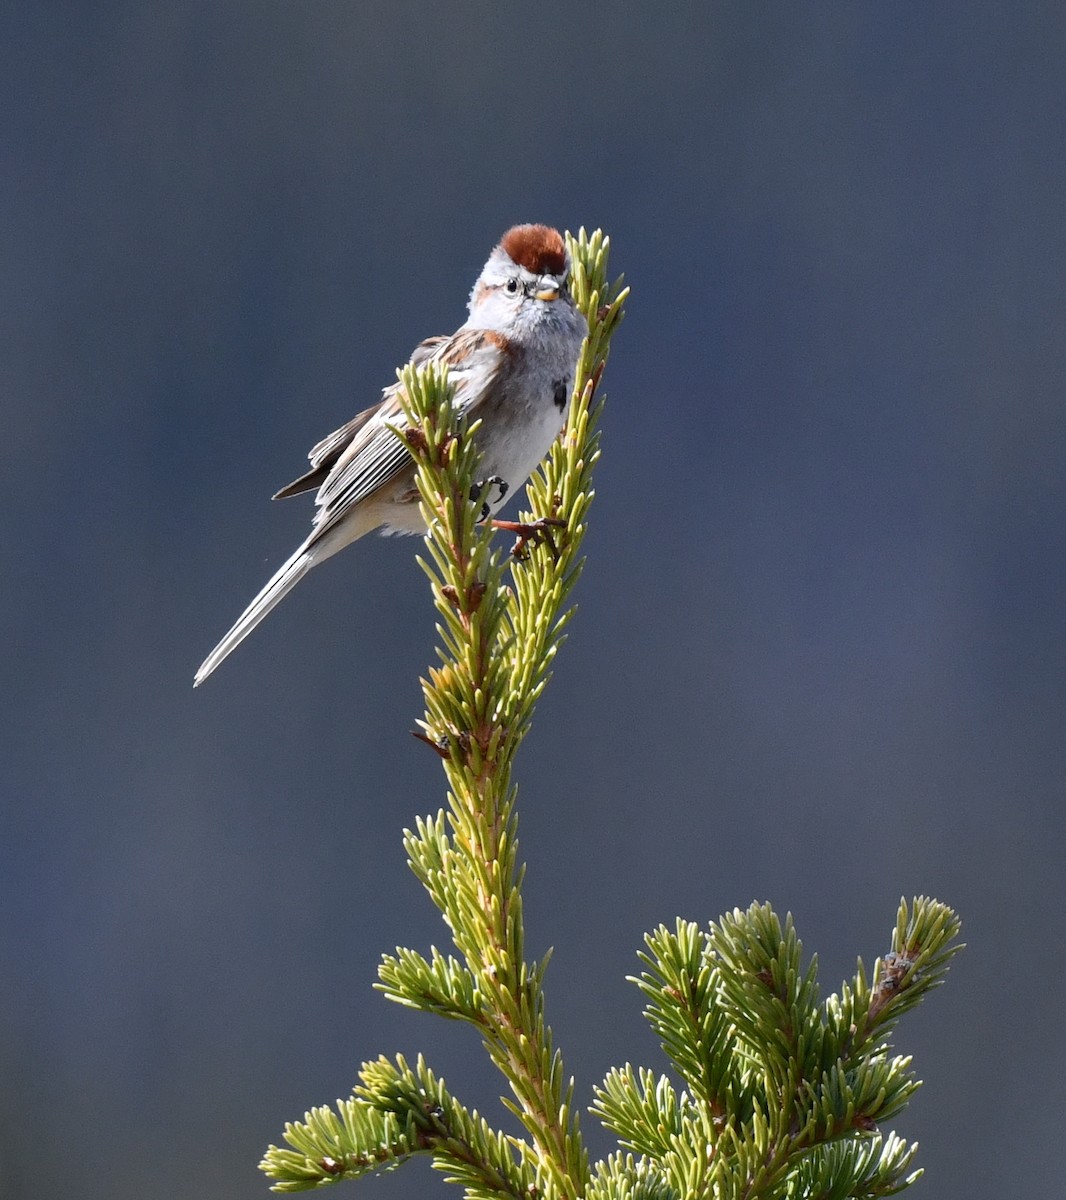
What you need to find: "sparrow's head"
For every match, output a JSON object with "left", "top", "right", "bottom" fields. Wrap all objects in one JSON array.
[{"left": 468, "top": 224, "right": 579, "bottom": 336}]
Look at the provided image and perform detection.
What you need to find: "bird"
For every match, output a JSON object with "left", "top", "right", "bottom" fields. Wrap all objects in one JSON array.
[{"left": 194, "top": 224, "right": 587, "bottom": 686}]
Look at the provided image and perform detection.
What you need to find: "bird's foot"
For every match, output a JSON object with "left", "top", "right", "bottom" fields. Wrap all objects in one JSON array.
[
  {"left": 491, "top": 516, "right": 567, "bottom": 561},
  {"left": 470, "top": 476, "right": 510, "bottom": 521}
]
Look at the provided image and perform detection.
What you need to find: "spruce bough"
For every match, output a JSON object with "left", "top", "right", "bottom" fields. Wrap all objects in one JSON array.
[{"left": 260, "top": 230, "right": 961, "bottom": 1198}]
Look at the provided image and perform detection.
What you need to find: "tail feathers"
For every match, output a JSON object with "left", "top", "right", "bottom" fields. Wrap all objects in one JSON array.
[{"left": 194, "top": 546, "right": 316, "bottom": 686}]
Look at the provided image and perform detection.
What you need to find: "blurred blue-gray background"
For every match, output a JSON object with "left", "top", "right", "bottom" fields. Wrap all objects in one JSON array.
[{"left": 5, "top": 4, "right": 1064, "bottom": 1197}]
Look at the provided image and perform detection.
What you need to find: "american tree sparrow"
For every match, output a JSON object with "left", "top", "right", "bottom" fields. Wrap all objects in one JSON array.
[{"left": 194, "top": 224, "right": 587, "bottom": 685}]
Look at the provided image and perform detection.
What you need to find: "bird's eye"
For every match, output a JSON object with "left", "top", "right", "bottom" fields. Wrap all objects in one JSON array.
[{"left": 505, "top": 277, "right": 520, "bottom": 295}]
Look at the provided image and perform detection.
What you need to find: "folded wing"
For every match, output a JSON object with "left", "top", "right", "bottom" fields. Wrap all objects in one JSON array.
[{"left": 306, "top": 329, "right": 509, "bottom": 542}]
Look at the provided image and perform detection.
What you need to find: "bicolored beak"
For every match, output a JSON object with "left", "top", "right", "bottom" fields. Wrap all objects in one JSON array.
[{"left": 534, "top": 276, "right": 562, "bottom": 302}]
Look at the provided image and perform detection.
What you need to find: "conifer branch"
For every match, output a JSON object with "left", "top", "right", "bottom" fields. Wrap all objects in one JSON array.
[
  {"left": 261, "top": 230, "right": 626, "bottom": 1197},
  {"left": 592, "top": 898, "right": 962, "bottom": 1199}
]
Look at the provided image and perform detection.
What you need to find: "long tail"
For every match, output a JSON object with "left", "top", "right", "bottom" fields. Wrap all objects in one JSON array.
[{"left": 194, "top": 543, "right": 318, "bottom": 686}]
